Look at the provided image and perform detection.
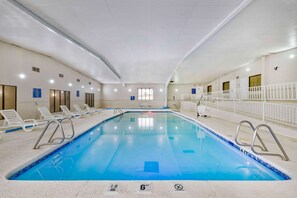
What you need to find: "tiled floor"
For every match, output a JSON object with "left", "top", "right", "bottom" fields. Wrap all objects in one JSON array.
[{"left": 0, "top": 109, "right": 296, "bottom": 198}]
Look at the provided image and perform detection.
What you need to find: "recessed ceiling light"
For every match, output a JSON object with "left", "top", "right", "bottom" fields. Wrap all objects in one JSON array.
[
  {"left": 289, "top": 54, "right": 295, "bottom": 59},
  {"left": 160, "top": 88, "right": 163, "bottom": 92},
  {"left": 18, "top": 73, "right": 26, "bottom": 79},
  {"left": 97, "top": 88, "right": 100, "bottom": 91},
  {"left": 175, "top": 89, "right": 178, "bottom": 92},
  {"left": 81, "top": 85, "right": 84, "bottom": 89},
  {"left": 91, "top": 87, "right": 94, "bottom": 90},
  {"left": 68, "top": 83, "right": 72, "bottom": 87},
  {"left": 128, "top": 88, "right": 132, "bottom": 92},
  {"left": 49, "top": 79, "right": 55, "bottom": 84},
  {"left": 246, "top": 68, "right": 250, "bottom": 71},
  {"left": 114, "top": 88, "right": 118, "bottom": 92}
]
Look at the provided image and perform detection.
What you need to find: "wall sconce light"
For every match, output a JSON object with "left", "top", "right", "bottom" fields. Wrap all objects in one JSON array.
[{"left": 274, "top": 66, "right": 278, "bottom": 71}]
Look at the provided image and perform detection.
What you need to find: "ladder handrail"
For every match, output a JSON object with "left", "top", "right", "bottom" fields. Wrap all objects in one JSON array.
[
  {"left": 33, "top": 118, "right": 75, "bottom": 149},
  {"left": 251, "top": 124, "right": 289, "bottom": 161},
  {"left": 113, "top": 108, "right": 123, "bottom": 115},
  {"left": 235, "top": 120, "right": 268, "bottom": 151}
]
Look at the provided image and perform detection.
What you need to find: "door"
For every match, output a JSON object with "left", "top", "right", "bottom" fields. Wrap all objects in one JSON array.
[
  {"left": 54, "top": 90, "right": 60, "bottom": 112},
  {"left": 240, "top": 77, "right": 249, "bottom": 99},
  {"left": 4, "top": 85, "right": 16, "bottom": 110},
  {"left": 50, "top": 89, "right": 55, "bottom": 113},
  {"left": 230, "top": 80, "right": 236, "bottom": 99}
]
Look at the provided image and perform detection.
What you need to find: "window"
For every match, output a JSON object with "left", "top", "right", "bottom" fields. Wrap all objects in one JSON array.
[
  {"left": 0, "top": 84, "right": 17, "bottom": 119},
  {"left": 249, "top": 74, "right": 261, "bottom": 87},
  {"left": 138, "top": 88, "right": 153, "bottom": 100},
  {"left": 49, "top": 89, "right": 70, "bottom": 113},
  {"left": 85, "top": 93, "right": 95, "bottom": 107},
  {"left": 222, "top": 81, "right": 230, "bottom": 91}
]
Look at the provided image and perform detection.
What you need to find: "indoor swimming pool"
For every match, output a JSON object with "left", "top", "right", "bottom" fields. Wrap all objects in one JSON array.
[{"left": 9, "top": 112, "right": 290, "bottom": 181}]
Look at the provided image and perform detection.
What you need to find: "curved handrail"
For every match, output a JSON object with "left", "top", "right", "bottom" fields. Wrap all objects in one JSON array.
[
  {"left": 50, "top": 118, "right": 75, "bottom": 142},
  {"left": 33, "top": 118, "right": 75, "bottom": 149},
  {"left": 251, "top": 124, "right": 289, "bottom": 161},
  {"left": 235, "top": 120, "right": 268, "bottom": 151},
  {"left": 113, "top": 108, "right": 123, "bottom": 115}
]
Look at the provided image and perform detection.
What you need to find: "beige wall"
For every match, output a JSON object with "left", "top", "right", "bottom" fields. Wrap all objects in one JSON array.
[
  {"left": 0, "top": 41, "right": 102, "bottom": 119},
  {"left": 204, "top": 48, "right": 297, "bottom": 92},
  {"left": 102, "top": 83, "right": 166, "bottom": 108}
]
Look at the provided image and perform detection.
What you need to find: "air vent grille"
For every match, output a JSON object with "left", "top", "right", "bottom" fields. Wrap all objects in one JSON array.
[
  {"left": 32, "top": 67, "right": 40, "bottom": 73},
  {"left": 59, "top": 73, "right": 64, "bottom": 78}
]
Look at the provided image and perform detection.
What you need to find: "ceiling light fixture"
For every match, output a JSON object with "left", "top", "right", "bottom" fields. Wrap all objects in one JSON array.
[
  {"left": 246, "top": 68, "right": 250, "bottom": 71},
  {"left": 18, "top": 73, "right": 26, "bottom": 79},
  {"left": 68, "top": 83, "right": 73, "bottom": 87},
  {"left": 160, "top": 88, "right": 163, "bottom": 92},
  {"left": 49, "top": 79, "right": 55, "bottom": 84},
  {"left": 128, "top": 89, "right": 132, "bottom": 92},
  {"left": 289, "top": 54, "right": 295, "bottom": 59},
  {"left": 114, "top": 88, "right": 118, "bottom": 92}
]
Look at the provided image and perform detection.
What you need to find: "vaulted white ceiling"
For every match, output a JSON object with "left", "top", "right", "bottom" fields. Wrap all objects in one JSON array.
[{"left": 0, "top": 0, "right": 296, "bottom": 84}]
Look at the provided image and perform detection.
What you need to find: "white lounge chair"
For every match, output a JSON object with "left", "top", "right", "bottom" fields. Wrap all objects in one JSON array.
[
  {"left": 37, "top": 107, "right": 64, "bottom": 121},
  {"left": 0, "top": 109, "right": 45, "bottom": 132},
  {"left": 84, "top": 104, "right": 102, "bottom": 113},
  {"left": 73, "top": 104, "right": 90, "bottom": 117},
  {"left": 60, "top": 105, "right": 81, "bottom": 119}
]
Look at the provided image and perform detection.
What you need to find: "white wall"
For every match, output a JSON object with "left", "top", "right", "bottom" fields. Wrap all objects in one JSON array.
[
  {"left": 204, "top": 48, "right": 297, "bottom": 92},
  {"left": 102, "top": 83, "right": 166, "bottom": 108},
  {"left": 265, "top": 48, "right": 297, "bottom": 85},
  {"left": 0, "top": 41, "right": 102, "bottom": 119},
  {"left": 167, "top": 84, "right": 202, "bottom": 109}
]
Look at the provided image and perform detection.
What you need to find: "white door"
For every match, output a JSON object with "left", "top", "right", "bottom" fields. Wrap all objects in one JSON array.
[
  {"left": 240, "top": 77, "right": 249, "bottom": 99},
  {"left": 230, "top": 80, "right": 236, "bottom": 99}
]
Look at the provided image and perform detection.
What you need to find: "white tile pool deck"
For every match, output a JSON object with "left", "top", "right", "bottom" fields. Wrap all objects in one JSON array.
[{"left": 0, "top": 109, "right": 296, "bottom": 198}]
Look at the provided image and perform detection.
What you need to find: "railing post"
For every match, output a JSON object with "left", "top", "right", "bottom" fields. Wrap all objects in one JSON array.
[{"left": 262, "top": 102, "right": 265, "bottom": 122}]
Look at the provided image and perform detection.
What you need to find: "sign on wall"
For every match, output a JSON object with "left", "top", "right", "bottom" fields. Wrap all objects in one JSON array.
[
  {"left": 33, "top": 88, "right": 42, "bottom": 98},
  {"left": 76, "top": 90, "right": 80, "bottom": 97},
  {"left": 130, "top": 96, "right": 135, "bottom": 100},
  {"left": 191, "top": 88, "right": 196, "bottom": 94}
]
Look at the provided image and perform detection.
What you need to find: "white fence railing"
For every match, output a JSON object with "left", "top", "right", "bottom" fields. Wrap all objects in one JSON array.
[
  {"left": 202, "top": 99, "right": 297, "bottom": 127},
  {"left": 205, "top": 82, "right": 297, "bottom": 101},
  {"left": 180, "top": 82, "right": 297, "bottom": 127}
]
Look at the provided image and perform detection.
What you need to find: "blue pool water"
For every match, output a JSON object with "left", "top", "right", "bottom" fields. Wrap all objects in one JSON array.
[{"left": 10, "top": 112, "right": 288, "bottom": 180}]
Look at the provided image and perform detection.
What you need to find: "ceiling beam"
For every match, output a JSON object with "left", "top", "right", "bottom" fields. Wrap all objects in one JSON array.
[
  {"left": 6, "top": 0, "right": 122, "bottom": 81},
  {"left": 167, "top": 0, "right": 254, "bottom": 84}
]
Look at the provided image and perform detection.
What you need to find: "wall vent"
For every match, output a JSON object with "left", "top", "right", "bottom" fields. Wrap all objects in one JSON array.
[
  {"left": 59, "top": 73, "right": 64, "bottom": 78},
  {"left": 89, "top": 82, "right": 91, "bottom": 85},
  {"left": 76, "top": 79, "right": 80, "bottom": 82},
  {"left": 32, "top": 67, "right": 40, "bottom": 73}
]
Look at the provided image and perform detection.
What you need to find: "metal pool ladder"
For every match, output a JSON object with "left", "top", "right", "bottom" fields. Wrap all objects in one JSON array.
[
  {"left": 235, "top": 120, "right": 289, "bottom": 161},
  {"left": 33, "top": 118, "right": 75, "bottom": 149},
  {"left": 235, "top": 120, "right": 268, "bottom": 151},
  {"left": 113, "top": 108, "right": 123, "bottom": 115}
]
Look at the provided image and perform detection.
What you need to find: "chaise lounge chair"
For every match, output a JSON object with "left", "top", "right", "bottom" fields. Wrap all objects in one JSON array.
[
  {"left": 0, "top": 109, "right": 45, "bottom": 132},
  {"left": 83, "top": 104, "right": 102, "bottom": 113},
  {"left": 60, "top": 105, "right": 81, "bottom": 119},
  {"left": 73, "top": 104, "right": 90, "bottom": 117},
  {"left": 37, "top": 107, "right": 64, "bottom": 121}
]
